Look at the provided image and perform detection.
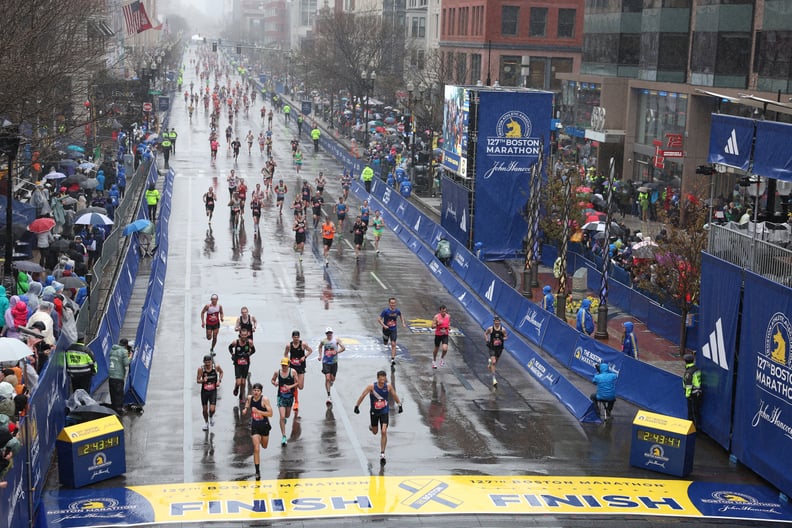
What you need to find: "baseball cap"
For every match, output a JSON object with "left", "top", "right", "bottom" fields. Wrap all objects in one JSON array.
[
  {"left": 280, "top": 357, "right": 290, "bottom": 366},
  {"left": 325, "top": 327, "right": 333, "bottom": 334}
]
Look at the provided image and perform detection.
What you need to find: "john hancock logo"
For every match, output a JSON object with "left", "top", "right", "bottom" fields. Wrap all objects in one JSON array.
[
  {"left": 643, "top": 444, "right": 669, "bottom": 470},
  {"left": 701, "top": 491, "right": 784, "bottom": 515},
  {"left": 483, "top": 110, "right": 541, "bottom": 179}
]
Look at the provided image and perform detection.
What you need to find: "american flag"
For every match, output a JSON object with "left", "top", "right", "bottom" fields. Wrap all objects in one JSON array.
[{"left": 123, "top": 1, "right": 153, "bottom": 36}]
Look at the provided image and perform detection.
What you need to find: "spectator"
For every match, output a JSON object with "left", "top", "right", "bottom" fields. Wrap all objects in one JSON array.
[
  {"left": 27, "top": 301, "right": 55, "bottom": 346},
  {"left": 576, "top": 299, "right": 595, "bottom": 336},
  {"left": 64, "top": 337, "right": 96, "bottom": 394},
  {"left": 683, "top": 354, "right": 702, "bottom": 427},
  {"left": 590, "top": 362, "right": 618, "bottom": 419},
  {"left": 108, "top": 338, "right": 132, "bottom": 413},
  {"left": 542, "top": 285, "right": 554, "bottom": 313},
  {"left": 0, "top": 286, "right": 7, "bottom": 335},
  {"left": 0, "top": 382, "right": 16, "bottom": 421}
]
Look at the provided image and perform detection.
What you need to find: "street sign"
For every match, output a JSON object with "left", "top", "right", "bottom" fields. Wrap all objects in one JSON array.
[
  {"left": 142, "top": 102, "right": 153, "bottom": 112},
  {"left": 147, "top": 89, "right": 162, "bottom": 95},
  {"left": 158, "top": 96, "right": 170, "bottom": 112},
  {"left": 662, "top": 150, "right": 685, "bottom": 158},
  {"left": 301, "top": 101, "right": 312, "bottom": 116}
]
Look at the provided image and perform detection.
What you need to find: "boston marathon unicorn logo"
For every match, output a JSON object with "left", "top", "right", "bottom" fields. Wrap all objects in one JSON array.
[{"left": 764, "top": 312, "right": 791, "bottom": 367}]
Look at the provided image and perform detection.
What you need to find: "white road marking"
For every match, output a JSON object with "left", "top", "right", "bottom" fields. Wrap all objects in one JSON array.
[
  {"left": 183, "top": 175, "right": 195, "bottom": 483},
  {"left": 370, "top": 272, "right": 387, "bottom": 290}
]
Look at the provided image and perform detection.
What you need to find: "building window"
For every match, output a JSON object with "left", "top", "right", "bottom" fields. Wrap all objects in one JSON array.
[
  {"left": 418, "top": 49, "right": 425, "bottom": 69},
  {"left": 435, "top": 13, "right": 439, "bottom": 38},
  {"left": 419, "top": 17, "right": 426, "bottom": 37},
  {"left": 500, "top": 55, "right": 521, "bottom": 86},
  {"left": 471, "top": 53, "right": 482, "bottom": 83},
  {"left": 501, "top": 6, "right": 519, "bottom": 36},
  {"left": 456, "top": 52, "right": 467, "bottom": 84},
  {"left": 558, "top": 8, "right": 575, "bottom": 38},
  {"left": 441, "top": 8, "right": 446, "bottom": 35},
  {"left": 412, "top": 16, "right": 418, "bottom": 37},
  {"left": 529, "top": 7, "right": 547, "bottom": 37}
]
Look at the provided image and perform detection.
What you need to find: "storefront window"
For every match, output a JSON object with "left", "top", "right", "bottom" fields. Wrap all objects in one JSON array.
[
  {"left": 635, "top": 89, "right": 688, "bottom": 146},
  {"left": 632, "top": 152, "right": 683, "bottom": 186}
]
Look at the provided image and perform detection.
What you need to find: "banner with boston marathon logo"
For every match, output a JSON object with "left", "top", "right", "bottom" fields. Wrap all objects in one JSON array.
[
  {"left": 472, "top": 89, "right": 552, "bottom": 260},
  {"left": 732, "top": 270, "right": 792, "bottom": 499}
]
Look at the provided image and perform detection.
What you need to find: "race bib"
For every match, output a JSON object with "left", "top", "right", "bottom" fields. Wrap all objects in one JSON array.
[
  {"left": 236, "top": 358, "right": 248, "bottom": 365},
  {"left": 374, "top": 399, "right": 387, "bottom": 410},
  {"left": 279, "top": 386, "right": 292, "bottom": 394},
  {"left": 203, "top": 383, "right": 216, "bottom": 391},
  {"left": 388, "top": 321, "right": 396, "bottom": 327},
  {"left": 493, "top": 339, "right": 502, "bottom": 347},
  {"left": 290, "top": 358, "right": 302, "bottom": 366}
]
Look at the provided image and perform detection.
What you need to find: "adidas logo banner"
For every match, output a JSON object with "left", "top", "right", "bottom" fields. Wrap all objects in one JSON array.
[{"left": 707, "top": 114, "right": 752, "bottom": 171}]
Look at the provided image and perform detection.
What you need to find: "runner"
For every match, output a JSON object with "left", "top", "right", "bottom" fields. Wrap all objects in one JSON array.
[
  {"left": 246, "top": 130, "right": 254, "bottom": 155},
  {"left": 315, "top": 172, "right": 326, "bottom": 196},
  {"left": 284, "top": 330, "right": 312, "bottom": 413},
  {"left": 484, "top": 316, "right": 508, "bottom": 387},
  {"left": 293, "top": 147, "right": 303, "bottom": 175},
  {"left": 335, "top": 197, "right": 348, "bottom": 233},
  {"left": 251, "top": 183, "right": 264, "bottom": 203},
  {"left": 271, "top": 357, "right": 298, "bottom": 446},
  {"left": 225, "top": 125, "right": 233, "bottom": 146},
  {"left": 353, "top": 370, "right": 403, "bottom": 465},
  {"left": 200, "top": 294, "right": 224, "bottom": 353},
  {"left": 318, "top": 327, "right": 345, "bottom": 406},
  {"left": 360, "top": 199, "right": 371, "bottom": 226},
  {"left": 310, "top": 190, "right": 324, "bottom": 228},
  {"left": 378, "top": 297, "right": 407, "bottom": 367},
  {"left": 210, "top": 137, "right": 219, "bottom": 162},
  {"left": 228, "top": 192, "right": 242, "bottom": 233},
  {"left": 321, "top": 217, "right": 336, "bottom": 267},
  {"left": 293, "top": 212, "right": 307, "bottom": 261},
  {"left": 237, "top": 178, "right": 248, "bottom": 214},
  {"left": 431, "top": 305, "right": 451, "bottom": 369},
  {"left": 203, "top": 186, "right": 216, "bottom": 223},
  {"left": 274, "top": 179, "right": 287, "bottom": 215},
  {"left": 234, "top": 306, "right": 258, "bottom": 338},
  {"left": 291, "top": 194, "right": 304, "bottom": 220},
  {"left": 197, "top": 354, "right": 223, "bottom": 431},
  {"left": 231, "top": 137, "right": 242, "bottom": 161},
  {"left": 351, "top": 215, "right": 367, "bottom": 260},
  {"left": 267, "top": 109, "right": 273, "bottom": 129},
  {"left": 371, "top": 210, "right": 385, "bottom": 254},
  {"left": 258, "top": 131, "right": 266, "bottom": 156},
  {"left": 250, "top": 194, "right": 262, "bottom": 233},
  {"left": 340, "top": 170, "right": 352, "bottom": 201},
  {"left": 300, "top": 181, "right": 312, "bottom": 211},
  {"left": 229, "top": 327, "right": 256, "bottom": 404},
  {"left": 242, "top": 383, "right": 272, "bottom": 480},
  {"left": 227, "top": 169, "right": 238, "bottom": 198}
]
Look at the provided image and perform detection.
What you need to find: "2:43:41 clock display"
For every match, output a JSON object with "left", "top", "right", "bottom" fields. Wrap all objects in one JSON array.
[
  {"left": 78, "top": 435, "right": 120, "bottom": 456},
  {"left": 636, "top": 429, "right": 681, "bottom": 448}
]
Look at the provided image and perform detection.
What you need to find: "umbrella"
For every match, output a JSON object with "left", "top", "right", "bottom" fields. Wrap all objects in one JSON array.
[
  {"left": 61, "top": 175, "right": 85, "bottom": 186},
  {"left": 123, "top": 219, "right": 153, "bottom": 236},
  {"left": 50, "top": 238, "right": 71, "bottom": 252},
  {"left": 68, "top": 403, "right": 118, "bottom": 423},
  {"left": 66, "top": 145, "right": 85, "bottom": 153},
  {"left": 27, "top": 217, "right": 56, "bottom": 234},
  {"left": 632, "top": 239, "right": 658, "bottom": 250},
  {"left": 81, "top": 179, "right": 100, "bottom": 189},
  {"left": 59, "top": 275, "right": 87, "bottom": 289},
  {"left": 637, "top": 186, "right": 650, "bottom": 193},
  {"left": 13, "top": 260, "right": 45, "bottom": 273},
  {"left": 66, "top": 151, "right": 84, "bottom": 160},
  {"left": 78, "top": 162, "right": 96, "bottom": 170},
  {"left": 632, "top": 245, "right": 659, "bottom": 259},
  {"left": 0, "top": 337, "right": 32, "bottom": 363},
  {"left": 75, "top": 212, "right": 113, "bottom": 226},
  {"left": 44, "top": 171, "right": 67, "bottom": 181},
  {"left": 591, "top": 195, "right": 608, "bottom": 210},
  {"left": 82, "top": 206, "right": 107, "bottom": 215},
  {"left": 585, "top": 212, "right": 606, "bottom": 223},
  {"left": 384, "top": 116, "right": 396, "bottom": 124},
  {"left": 58, "top": 159, "right": 77, "bottom": 168},
  {"left": 582, "top": 221, "right": 625, "bottom": 236},
  {"left": 60, "top": 196, "right": 78, "bottom": 206}
]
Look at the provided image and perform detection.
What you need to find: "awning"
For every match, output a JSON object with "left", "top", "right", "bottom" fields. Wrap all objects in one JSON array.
[{"left": 695, "top": 89, "right": 792, "bottom": 118}]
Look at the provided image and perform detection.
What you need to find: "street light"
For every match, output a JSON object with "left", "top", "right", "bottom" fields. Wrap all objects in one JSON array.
[
  {"left": 1, "top": 122, "right": 21, "bottom": 294},
  {"left": 406, "top": 81, "right": 417, "bottom": 184},
  {"left": 361, "top": 70, "right": 376, "bottom": 151}
]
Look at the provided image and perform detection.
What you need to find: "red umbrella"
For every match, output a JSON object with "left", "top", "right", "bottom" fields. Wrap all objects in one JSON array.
[{"left": 27, "top": 217, "right": 55, "bottom": 234}]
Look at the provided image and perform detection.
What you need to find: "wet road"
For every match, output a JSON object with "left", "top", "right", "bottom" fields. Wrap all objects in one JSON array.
[{"left": 49, "top": 61, "right": 784, "bottom": 528}]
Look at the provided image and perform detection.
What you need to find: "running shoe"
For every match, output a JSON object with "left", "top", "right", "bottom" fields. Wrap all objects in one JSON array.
[
  {"left": 439, "top": 359, "right": 445, "bottom": 367},
  {"left": 281, "top": 435, "right": 287, "bottom": 446},
  {"left": 432, "top": 361, "right": 437, "bottom": 369},
  {"left": 233, "top": 385, "right": 239, "bottom": 396},
  {"left": 209, "top": 418, "right": 215, "bottom": 427},
  {"left": 391, "top": 358, "right": 396, "bottom": 367},
  {"left": 380, "top": 453, "right": 386, "bottom": 465},
  {"left": 255, "top": 472, "right": 261, "bottom": 480},
  {"left": 202, "top": 422, "right": 209, "bottom": 431},
  {"left": 492, "top": 377, "right": 498, "bottom": 387},
  {"left": 487, "top": 358, "right": 492, "bottom": 368},
  {"left": 326, "top": 397, "right": 332, "bottom": 406}
]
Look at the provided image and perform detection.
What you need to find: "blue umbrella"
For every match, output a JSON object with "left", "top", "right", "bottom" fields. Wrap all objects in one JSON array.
[
  {"left": 67, "top": 145, "right": 85, "bottom": 153},
  {"left": 123, "top": 219, "right": 153, "bottom": 236}
]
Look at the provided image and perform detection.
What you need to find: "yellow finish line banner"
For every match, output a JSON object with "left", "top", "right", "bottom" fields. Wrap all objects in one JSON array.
[
  {"left": 44, "top": 475, "right": 792, "bottom": 526},
  {"left": 130, "top": 476, "right": 697, "bottom": 521}
]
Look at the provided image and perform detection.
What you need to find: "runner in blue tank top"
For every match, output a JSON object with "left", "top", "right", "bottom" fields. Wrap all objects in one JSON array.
[{"left": 354, "top": 370, "right": 404, "bottom": 465}]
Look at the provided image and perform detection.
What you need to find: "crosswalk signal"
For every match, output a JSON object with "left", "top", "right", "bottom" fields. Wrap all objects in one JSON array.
[
  {"left": 212, "top": 42, "right": 217, "bottom": 52},
  {"left": 236, "top": 45, "right": 242, "bottom": 55}
]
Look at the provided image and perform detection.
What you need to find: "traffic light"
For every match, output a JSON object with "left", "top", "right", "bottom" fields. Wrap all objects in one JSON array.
[
  {"left": 236, "top": 45, "right": 242, "bottom": 55},
  {"left": 212, "top": 42, "right": 217, "bottom": 52}
]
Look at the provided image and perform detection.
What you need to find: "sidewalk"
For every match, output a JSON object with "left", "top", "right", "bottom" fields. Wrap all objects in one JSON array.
[{"left": 282, "top": 93, "right": 685, "bottom": 377}]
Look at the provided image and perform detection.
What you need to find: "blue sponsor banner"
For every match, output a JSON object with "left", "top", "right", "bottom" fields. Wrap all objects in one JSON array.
[
  {"left": 512, "top": 298, "right": 550, "bottom": 346},
  {"left": 754, "top": 120, "right": 792, "bottom": 182},
  {"left": 707, "top": 114, "right": 753, "bottom": 171},
  {"left": 687, "top": 481, "right": 792, "bottom": 522},
  {"left": 440, "top": 177, "right": 470, "bottom": 245},
  {"left": 41, "top": 487, "right": 156, "bottom": 527},
  {"left": 157, "top": 96, "right": 170, "bottom": 112},
  {"left": 618, "top": 360, "right": 687, "bottom": 417},
  {"left": 441, "top": 85, "right": 469, "bottom": 176},
  {"left": 301, "top": 100, "right": 312, "bottom": 116},
  {"left": 697, "top": 253, "right": 741, "bottom": 449},
  {"left": 733, "top": 271, "right": 792, "bottom": 499},
  {"left": 473, "top": 89, "right": 552, "bottom": 260}
]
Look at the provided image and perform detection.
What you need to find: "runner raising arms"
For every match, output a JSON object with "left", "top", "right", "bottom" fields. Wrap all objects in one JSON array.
[
  {"left": 354, "top": 370, "right": 403, "bottom": 465},
  {"left": 200, "top": 294, "right": 224, "bottom": 353},
  {"left": 242, "top": 383, "right": 272, "bottom": 480}
]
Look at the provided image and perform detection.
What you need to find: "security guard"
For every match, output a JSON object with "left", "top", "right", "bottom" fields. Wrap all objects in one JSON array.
[
  {"left": 160, "top": 136, "right": 172, "bottom": 168},
  {"left": 283, "top": 104, "right": 291, "bottom": 124},
  {"left": 65, "top": 338, "right": 97, "bottom": 393},
  {"left": 311, "top": 125, "right": 321, "bottom": 154},
  {"left": 168, "top": 127, "right": 178, "bottom": 154},
  {"left": 683, "top": 354, "right": 702, "bottom": 427},
  {"left": 145, "top": 182, "right": 161, "bottom": 223},
  {"left": 361, "top": 162, "right": 374, "bottom": 194}
]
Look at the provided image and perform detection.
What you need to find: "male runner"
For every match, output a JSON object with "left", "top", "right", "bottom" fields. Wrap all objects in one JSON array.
[
  {"left": 335, "top": 197, "right": 348, "bottom": 233},
  {"left": 293, "top": 212, "right": 307, "bottom": 261},
  {"left": 227, "top": 169, "right": 238, "bottom": 198},
  {"left": 310, "top": 190, "right": 324, "bottom": 228},
  {"left": 197, "top": 354, "right": 223, "bottom": 431},
  {"left": 371, "top": 210, "right": 385, "bottom": 254},
  {"left": 378, "top": 297, "right": 407, "bottom": 367},
  {"left": 272, "top": 357, "right": 298, "bottom": 446},
  {"left": 484, "top": 316, "right": 508, "bottom": 387},
  {"left": 200, "top": 294, "right": 224, "bottom": 352},
  {"left": 354, "top": 370, "right": 403, "bottom": 465},
  {"left": 351, "top": 215, "right": 367, "bottom": 260},
  {"left": 235, "top": 306, "right": 258, "bottom": 339},
  {"left": 284, "top": 330, "right": 313, "bottom": 413},
  {"left": 321, "top": 218, "right": 336, "bottom": 267},
  {"left": 229, "top": 327, "right": 256, "bottom": 404},
  {"left": 318, "top": 327, "right": 345, "bottom": 406},
  {"left": 203, "top": 187, "right": 216, "bottom": 223},
  {"left": 431, "top": 305, "right": 451, "bottom": 369},
  {"left": 274, "top": 179, "right": 287, "bottom": 214}
]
